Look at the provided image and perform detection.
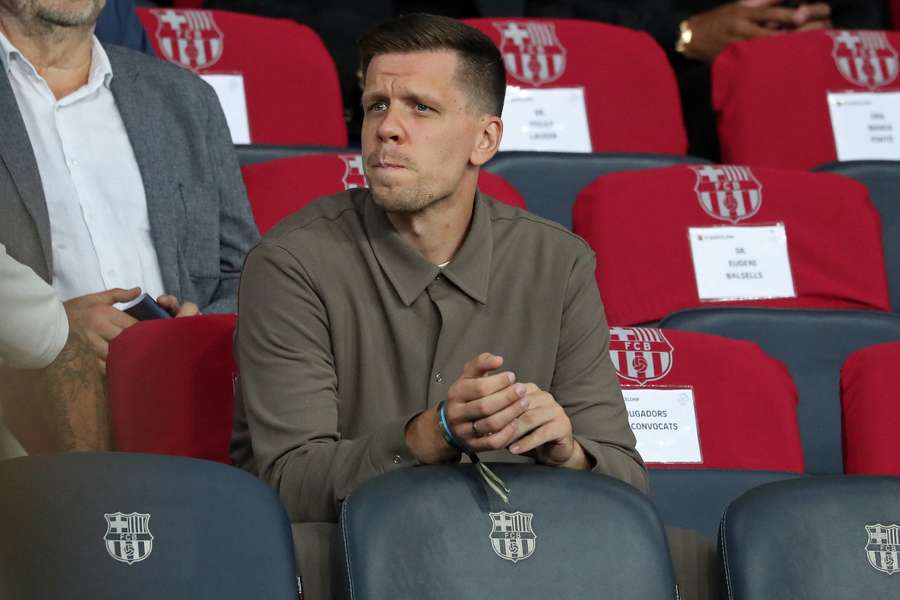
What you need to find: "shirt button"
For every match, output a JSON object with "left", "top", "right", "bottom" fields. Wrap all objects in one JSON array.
[
  {"left": 392, "top": 455, "right": 403, "bottom": 464},
  {"left": 434, "top": 372, "right": 443, "bottom": 383}
]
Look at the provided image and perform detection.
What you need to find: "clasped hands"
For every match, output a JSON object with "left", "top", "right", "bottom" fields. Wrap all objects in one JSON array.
[{"left": 406, "top": 353, "right": 590, "bottom": 470}]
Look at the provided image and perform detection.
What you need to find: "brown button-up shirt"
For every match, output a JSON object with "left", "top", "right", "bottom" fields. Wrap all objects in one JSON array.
[{"left": 232, "top": 189, "right": 646, "bottom": 524}]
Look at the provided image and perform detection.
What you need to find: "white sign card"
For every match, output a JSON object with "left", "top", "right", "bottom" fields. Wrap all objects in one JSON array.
[
  {"left": 622, "top": 388, "right": 701, "bottom": 464},
  {"left": 827, "top": 91, "right": 900, "bottom": 161},
  {"left": 688, "top": 224, "right": 796, "bottom": 302},
  {"left": 499, "top": 86, "right": 592, "bottom": 153},
  {"left": 201, "top": 73, "right": 251, "bottom": 144}
]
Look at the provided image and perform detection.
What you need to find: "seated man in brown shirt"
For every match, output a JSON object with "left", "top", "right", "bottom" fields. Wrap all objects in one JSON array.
[{"left": 232, "top": 13, "right": 687, "bottom": 600}]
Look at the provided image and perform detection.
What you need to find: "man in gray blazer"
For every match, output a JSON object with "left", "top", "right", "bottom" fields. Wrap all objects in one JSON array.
[{"left": 0, "top": 0, "right": 258, "bottom": 450}]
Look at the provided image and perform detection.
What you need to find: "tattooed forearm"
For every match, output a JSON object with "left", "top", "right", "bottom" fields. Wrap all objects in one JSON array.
[{"left": 40, "top": 327, "right": 109, "bottom": 451}]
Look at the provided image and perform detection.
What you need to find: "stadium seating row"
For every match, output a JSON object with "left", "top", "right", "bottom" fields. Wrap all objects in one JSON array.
[{"left": 2, "top": 453, "right": 897, "bottom": 599}]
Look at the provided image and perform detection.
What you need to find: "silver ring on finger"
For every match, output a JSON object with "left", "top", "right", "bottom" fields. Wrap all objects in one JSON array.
[{"left": 472, "top": 421, "right": 480, "bottom": 436}]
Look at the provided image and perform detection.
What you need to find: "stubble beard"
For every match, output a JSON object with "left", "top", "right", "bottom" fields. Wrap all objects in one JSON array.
[
  {"left": 31, "top": 0, "right": 103, "bottom": 28},
  {"left": 370, "top": 185, "right": 439, "bottom": 215}
]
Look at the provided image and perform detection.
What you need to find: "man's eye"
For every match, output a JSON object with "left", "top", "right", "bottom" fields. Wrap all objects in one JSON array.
[
  {"left": 368, "top": 101, "right": 387, "bottom": 112},
  {"left": 415, "top": 103, "right": 431, "bottom": 113}
]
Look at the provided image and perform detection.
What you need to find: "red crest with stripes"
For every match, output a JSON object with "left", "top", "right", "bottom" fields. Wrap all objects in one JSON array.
[
  {"left": 831, "top": 31, "right": 899, "bottom": 91},
  {"left": 609, "top": 328, "right": 674, "bottom": 386},
  {"left": 494, "top": 21, "right": 567, "bottom": 86},
  {"left": 691, "top": 165, "right": 762, "bottom": 225},
  {"left": 150, "top": 9, "right": 224, "bottom": 72},
  {"left": 339, "top": 154, "right": 367, "bottom": 190}
]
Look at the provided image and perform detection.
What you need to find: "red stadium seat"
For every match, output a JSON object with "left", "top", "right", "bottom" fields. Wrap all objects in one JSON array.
[
  {"left": 713, "top": 30, "right": 900, "bottom": 169},
  {"left": 241, "top": 154, "right": 527, "bottom": 235},
  {"left": 841, "top": 341, "right": 900, "bottom": 475},
  {"left": 106, "top": 315, "right": 236, "bottom": 464},
  {"left": 463, "top": 18, "right": 687, "bottom": 154},
  {"left": 136, "top": 8, "right": 347, "bottom": 146},
  {"left": 573, "top": 165, "right": 890, "bottom": 325},
  {"left": 611, "top": 327, "right": 803, "bottom": 471}
]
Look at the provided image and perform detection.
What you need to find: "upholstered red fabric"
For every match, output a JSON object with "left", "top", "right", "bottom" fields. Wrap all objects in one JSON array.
[
  {"left": 464, "top": 18, "right": 686, "bottom": 154},
  {"left": 713, "top": 30, "right": 900, "bottom": 169},
  {"left": 611, "top": 327, "right": 803, "bottom": 471},
  {"left": 841, "top": 341, "right": 900, "bottom": 475},
  {"left": 241, "top": 154, "right": 527, "bottom": 235},
  {"left": 573, "top": 165, "right": 889, "bottom": 325},
  {"left": 107, "top": 315, "right": 237, "bottom": 464},
  {"left": 136, "top": 8, "right": 346, "bottom": 146}
]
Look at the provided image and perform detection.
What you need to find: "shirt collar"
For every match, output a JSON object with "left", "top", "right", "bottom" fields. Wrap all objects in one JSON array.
[
  {"left": 0, "top": 29, "right": 112, "bottom": 89},
  {"left": 365, "top": 190, "right": 494, "bottom": 307}
]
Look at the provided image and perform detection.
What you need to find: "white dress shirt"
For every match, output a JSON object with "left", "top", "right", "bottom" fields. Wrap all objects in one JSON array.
[{"left": 0, "top": 31, "right": 165, "bottom": 303}]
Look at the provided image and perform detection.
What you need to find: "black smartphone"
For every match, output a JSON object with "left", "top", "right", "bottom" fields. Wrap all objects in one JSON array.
[{"left": 121, "top": 293, "right": 172, "bottom": 321}]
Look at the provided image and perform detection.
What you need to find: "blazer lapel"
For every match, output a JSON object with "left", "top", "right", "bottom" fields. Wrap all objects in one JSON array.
[
  {"left": 0, "top": 71, "right": 52, "bottom": 273},
  {"left": 108, "top": 50, "right": 184, "bottom": 300}
]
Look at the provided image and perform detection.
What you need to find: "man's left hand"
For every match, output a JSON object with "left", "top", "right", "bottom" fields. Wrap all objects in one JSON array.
[
  {"left": 156, "top": 295, "right": 201, "bottom": 318},
  {"left": 503, "top": 383, "right": 591, "bottom": 470}
]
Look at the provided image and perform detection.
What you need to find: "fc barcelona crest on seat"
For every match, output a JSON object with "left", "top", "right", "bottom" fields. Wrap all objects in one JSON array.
[
  {"left": 609, "top": 328, "right": 674, "bottom": 386},
  {"left": 831, "top": 31, "right": 899, "bottom": 91},
  {"left": 150, "top": 9, "right": 224, "bottom": 72},
  {"left": 866, "top": 523, "right": 900, "bottom": 575},
  {"left": 103, "top": 512, "right": 154, "bottom": 565},
  {"left": 489, "top": 511, "right": 536, "bottom": 563},
  {"left": 493, "top": 21, "right": 566, "bottom": 86},
  {"left": 691, "top": 165, "right": 762, "bottom": 225}
]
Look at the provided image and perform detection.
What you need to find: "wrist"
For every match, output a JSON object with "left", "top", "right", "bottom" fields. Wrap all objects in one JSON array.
[
  {"left": 559, "top": 441, "right": 591, "bottom": 471},
  {"left": 404, "top": 407, "right": 460, "bottom": 464}
]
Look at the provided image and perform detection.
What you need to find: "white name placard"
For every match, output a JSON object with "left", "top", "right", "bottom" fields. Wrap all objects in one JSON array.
[
  {"left": 688, "top": 224, "right": 796, "bottom": 301},
  {"left": 623, "top": 388, "right": 701, "bottom": 464},
  {"left": 827, "top": 91, "right": 900, "bottom": 161},
  {"left": 201, "top": 73, "right": 251, "bottom": 144},
  {"left": 499, "top": 86, "right": 592, "bottom": 153}
]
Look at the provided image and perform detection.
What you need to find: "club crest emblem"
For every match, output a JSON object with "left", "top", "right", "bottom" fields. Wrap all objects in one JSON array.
[
  {"left": 103, "top": 512, "right": 154, "bottom": 565},
  {"left": 489, "top": 511, "right": 536, "bottom": 563},
  {"left": 831, "top": 31, "right": 899, "bottom": 91},
  {"left": 494, "top": 21, "right": 566, "bottom": 86},
  {"left": 866, "top": 523, "right": 900, "bottom": 574},
  {"left": 150, "top": 9, "right": 224, "bottom": 72},
  {"left": 691, "top": 165, "right": 762, "bottom": 224},
  {"left": 610, "top": 328, "right": 674, "bottom": 386},
  {"left": 339, "top": 154, "right": 367, "bottom": 190}
]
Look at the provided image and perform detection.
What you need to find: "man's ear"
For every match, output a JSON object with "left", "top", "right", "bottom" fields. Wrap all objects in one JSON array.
[{"left": 470, "top": 116, "right": 503, "bottom": 167}]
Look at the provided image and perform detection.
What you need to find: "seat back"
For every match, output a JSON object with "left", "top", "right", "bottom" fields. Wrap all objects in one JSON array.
[
  {"left": 464, "top": 18, "right": 687, "bottom": 154},
  {"left": 814, "top": 160, "right": 900, "bottom": 312},
  {"left": 713, "top": 30, "right": 900, "bottom": 169},
  {"left": 106, "top": 314, "right": 236, "bottom": 463},
  {"left": 841, "top": 341, "right": 900, "bottom": 474},
  {"left": 574, "top": 165, "right": 889, "bottom": 325},
  {"left": 0, "top": 453, "right": 297, "bottom": 599},
  {"left": 660, "top": 308, "right": 900, "bottom": 474},
  {"left": 719, "top": 476, "right": 900, "bottom": 599},
  {"left": 241, "top": 154, "right": 526, "bottom": 234},
  {"left": 611, "top": 327, "right": 803, "bottom": 472},
  {"left": 137, "top": 8, "right": 346, "bottom": 146},
  {"left": 335, "top": 464, "right": 677, "bottom": 600},
  {"left": 648, "top": 469, "right": 802, "bottom": 540},
  {"left": 484, "top": 152, "right": 707, "bottom": 228}
]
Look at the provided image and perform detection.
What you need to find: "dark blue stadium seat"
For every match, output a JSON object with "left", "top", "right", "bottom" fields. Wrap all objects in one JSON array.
[
  {"left": 719, "top": 476, "right": 900, "bottom": 599},
  {"left": 0, "top": 453, "right": 298, "bottom": 599},
  {"left": 335, "top": 464, "right": 677, "bottom": 600},
  {"left": 484, "top": 151, "right": 708, "bottom": 227},
  {"left": 660, "top": 308, "right": 900, "bottom": 474},
  {"left": 648, "top": 468, "right": 803, "bottom": 540},
  {"left": 814, "top": 160, "right": 900, "bottom": 312},
  {"left": 235, "top": 143, "right": 358, "bottom": 166}
]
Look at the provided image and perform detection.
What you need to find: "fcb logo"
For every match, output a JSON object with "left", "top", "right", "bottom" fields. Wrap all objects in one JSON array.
[
  {"left": 691, "top": 165, "right": 762, "bottom": 225},
  {"left": 866, "top": 524, "right": 900, "bottom": 575},
  {"left": 103, "top": 512, "right": 154, "bottom": 565},
  {"left": 339, "top": 154, "right": 367, "bottom": 190},
  {"left": 609, "top": 327, "right": 674, "bottom": 386},
  {"left": 831, "top": 31, "right": 899, "bottom": 91},
  {"left": 489, "top": 511, "right": 536, "bottom": 563},
  {"left": 151, "top": 9, "right": 224, "bottom": 72},
  {"left": 494, "top": 21, "right": 566, "bottom": 86}
]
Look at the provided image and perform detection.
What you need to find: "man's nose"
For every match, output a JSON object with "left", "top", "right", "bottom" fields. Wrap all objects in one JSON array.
[{"left": 376, "top": 106, "right": 405, "bottom": 143}]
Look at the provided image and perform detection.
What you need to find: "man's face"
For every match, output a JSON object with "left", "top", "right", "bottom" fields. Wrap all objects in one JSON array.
[
  {"left": 0, "top": 0, "right": 105, "bottom": 28},
  {"left": 361, "top": 50, "right": 485, "bottom": 214}
]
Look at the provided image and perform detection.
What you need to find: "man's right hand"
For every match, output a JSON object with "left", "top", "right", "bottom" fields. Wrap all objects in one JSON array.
[
  {"left": 63, "top": 287, "right": 141, "bottom": 366},
  {"left": 405, "top": 353, "right": 530, "bottom": 464}
]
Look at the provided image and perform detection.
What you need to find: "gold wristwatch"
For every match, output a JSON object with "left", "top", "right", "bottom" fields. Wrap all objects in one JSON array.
[{"left": 675, "top": 19, "right": 693, "bottom": 55}]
